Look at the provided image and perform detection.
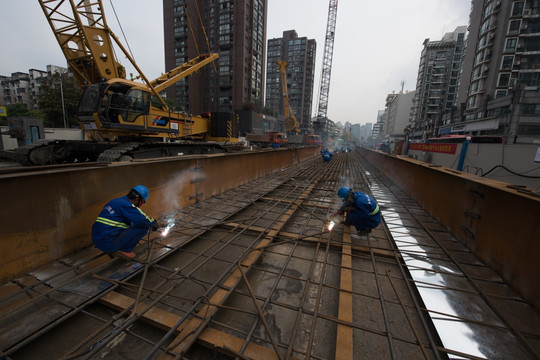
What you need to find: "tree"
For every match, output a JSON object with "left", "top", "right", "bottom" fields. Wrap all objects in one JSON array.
[
  {"left": 37, "top": 72, "right": 81, "bottom": 128},
  {"left": 6, "top": 103, "right": 31, "bottom": 117}
]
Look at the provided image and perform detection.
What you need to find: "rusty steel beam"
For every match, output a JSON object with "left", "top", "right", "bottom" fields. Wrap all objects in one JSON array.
[
  {"left": 360, "top": 148, "right": 540, "bottom": 311},
  {"left": 0, "top": 148, "right": 320, "bottom": 283}
]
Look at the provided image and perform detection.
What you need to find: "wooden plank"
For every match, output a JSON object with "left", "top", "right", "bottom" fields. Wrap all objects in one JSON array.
[
  {"left": 336, "top": 226, "right": 354, "bottom": 359},
  {"left": 100, "top": 292, "right": 289, "bottom": 359}
]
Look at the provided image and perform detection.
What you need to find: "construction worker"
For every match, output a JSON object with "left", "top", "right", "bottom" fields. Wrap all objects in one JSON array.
[
  {"left": 322, "top": 149, "right": 333, "bottom": 162},
  {"left": 92, "top": 185, "right": 160, "bottom": 259},
  {"left": 330, "top": 187, "right": 381, "bottom": 235}
]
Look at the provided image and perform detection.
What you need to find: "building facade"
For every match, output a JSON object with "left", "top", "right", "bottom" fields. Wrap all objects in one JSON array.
[
  {"left": 1, "top": 65, "right": 71, "bottom": 112},
  {"left": 410, "top": 27, "right": 466, "bottom": 139},
  {"left": 163, "top": 0, "right": 267, "bottom": 116},
  {"left": 385, "top": 91, "right": 415, "bottom": 139},
  {"left": 444, "top": 0, "right": 540, "bottom": 143},
  {"left": 265, "top": 30, "right": 317, "bottom": 130},
  {"left": 1, "top": 72, "right": 31, "bottom": 109}
]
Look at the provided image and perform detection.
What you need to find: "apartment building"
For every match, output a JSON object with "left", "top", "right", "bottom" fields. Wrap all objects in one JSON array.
[
  {"left": 28, "top": 69, "right": 48, "bottom": 110},
  {"left": 1, "top": 65, "right": 70, "bottom": 112},
  {"left": 266, "top": 30, "right": 317, "bottom": 130},
  {"left": 0, "top": 72, "right": 31, "bottom": 109},
  {"left": 446, "top": 0, "right": 540, "bottom": 143},
  {"left": 410, "top": 27, "right": 466, "bottom": 139},
  {"left": 385, "top": 91, "right": 415, "bottom": 140},
  {"left": 163, "top": 0, "right": 267, "bottom": 115}
]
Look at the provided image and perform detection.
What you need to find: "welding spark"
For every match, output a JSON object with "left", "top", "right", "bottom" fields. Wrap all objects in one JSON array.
[
  {"left": 328, "top": 221, "right": 336, "bottom": 231},
  {"left": 161, "top": 218, "right": 175, "bottom": 237}
]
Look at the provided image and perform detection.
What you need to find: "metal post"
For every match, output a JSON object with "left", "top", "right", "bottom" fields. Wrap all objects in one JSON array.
[
  {"left": 457, "top": 137, "right": 470, "bottom": 171},
  {"left": 59, "top": 77, "right": 67, "bottom": 128}
]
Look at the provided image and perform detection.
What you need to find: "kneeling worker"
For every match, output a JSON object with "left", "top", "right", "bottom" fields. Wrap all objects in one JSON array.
[
  {"left": 331, "top": 187, "right": 381, "bottom": 235},
  {"left": 92, "top": 185, "right": 160, "bottom": 259}
]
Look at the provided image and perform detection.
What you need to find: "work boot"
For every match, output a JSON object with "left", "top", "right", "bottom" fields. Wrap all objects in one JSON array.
[
  {"left": 357, "top": 228, "right": 372, "bottom": 236},
  {"left": 116, "top": 251, "right": 136, "bottom": 260}
]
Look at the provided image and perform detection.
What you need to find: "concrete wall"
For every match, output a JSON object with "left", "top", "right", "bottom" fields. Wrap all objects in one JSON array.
[
  {"left": 0, "top": 147, "right": 318, "bottom": 283},
  {"left": 1, "top": 127, "right": 84, "bottom": 151},
  {"left": 360, "top": 148, "right": 540, "bottom": 310}
]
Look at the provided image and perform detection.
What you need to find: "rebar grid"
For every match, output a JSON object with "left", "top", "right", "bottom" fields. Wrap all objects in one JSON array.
[{"left": 1, "top": 152, "right": 538, "bottom": 360}]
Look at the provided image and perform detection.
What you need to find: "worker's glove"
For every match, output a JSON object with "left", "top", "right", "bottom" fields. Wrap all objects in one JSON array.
[
  {"left": 329, "top": 211, "right": 342, "bottom": 219},
  {"left": 151, "top": 223, "right": 160, "bottom": 232}
]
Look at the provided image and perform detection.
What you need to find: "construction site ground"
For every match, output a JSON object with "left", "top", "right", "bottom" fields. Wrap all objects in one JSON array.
[{"left": 0, "top": 151, "right": 539, "bottom": 360}]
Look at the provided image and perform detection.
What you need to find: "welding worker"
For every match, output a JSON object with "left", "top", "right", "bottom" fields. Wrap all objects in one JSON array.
[
  {"left": 330, "top": 187, "right": 381, "bottom": 235},
  {"left": 92, "top": 185, "right": 160, "bottom": 259}
]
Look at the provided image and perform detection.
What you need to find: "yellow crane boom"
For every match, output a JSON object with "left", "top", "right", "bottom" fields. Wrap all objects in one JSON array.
[{"left": 276, "top": 60, "right": 300, "bottom": 134}]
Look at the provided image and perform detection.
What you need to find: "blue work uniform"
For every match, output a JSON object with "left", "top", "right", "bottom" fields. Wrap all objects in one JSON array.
[
  {"left": 341, "top": 191, "right": 381, "bottom": 231},
  {"left": 322, "top": 151, "right": 333, "bottom": 162},
  {"left": 92, "top": 195, "right": 156, "bottom": 253}
]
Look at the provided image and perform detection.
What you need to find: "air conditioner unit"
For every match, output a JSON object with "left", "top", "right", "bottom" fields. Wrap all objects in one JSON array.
[{"left": 524, "top": 9, "right": 531, "bottom": 15}]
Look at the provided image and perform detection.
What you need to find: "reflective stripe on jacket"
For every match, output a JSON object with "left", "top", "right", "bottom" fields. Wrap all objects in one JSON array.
[
  {"left": 341, "top": 191, "right": 381, "bottom": 230},
  {"left": 92, "top": 195, "right": 155, "bottom": 242}
]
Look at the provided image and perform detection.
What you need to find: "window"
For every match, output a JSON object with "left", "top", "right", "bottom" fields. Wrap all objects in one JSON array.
[
  {"left": 522, "top": 104, "right": 540, "bottom": 114},
  {"left": 501, "top": 56, "right": 514, "bottom": 70},
  {"left": 470, "top": 80, "right": 480, "bottom": 93},
  {"left": 512, "top": 1, "right": 524, "bottom": 16},
  {"left": 517, "top": 125, "right": 540, "bottom": 135},
  {"left": 495, "top": 90, "right": 508, "bottom": 98},
  {"left": 466, "top": 95, "right": 477, "bottom": 109},
  {"left": 498, "top": 73, "right": 511, "bottom": 87},
  {"left": 509, "top": 20, "right": 521, "bottom": 34},
  {"left": 505, "top": 38, "right": 517, "bottom": 52}
]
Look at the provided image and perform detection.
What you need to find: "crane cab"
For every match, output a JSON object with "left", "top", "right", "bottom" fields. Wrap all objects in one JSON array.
[{"left": 77, "top": 80, "right": 192, "bottom": 138}]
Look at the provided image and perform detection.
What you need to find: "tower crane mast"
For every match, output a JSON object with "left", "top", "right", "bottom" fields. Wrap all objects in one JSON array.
[{"left": 314, "top": 0, "right": 339, "bottom": 140}]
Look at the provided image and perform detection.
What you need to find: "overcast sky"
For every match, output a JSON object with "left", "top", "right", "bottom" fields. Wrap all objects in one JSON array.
[{"left": 1, "top": 0, "right": 471, "bottom": 126}]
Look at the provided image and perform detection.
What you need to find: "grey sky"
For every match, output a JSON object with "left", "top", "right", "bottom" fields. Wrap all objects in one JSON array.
[{"left": 0, "top": 0, "right": 471, "bottom": 126}]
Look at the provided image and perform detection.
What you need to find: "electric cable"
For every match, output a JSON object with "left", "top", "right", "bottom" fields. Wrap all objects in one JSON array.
[{"left": 482, "top": 164, "right": 540, "bottom": 178}]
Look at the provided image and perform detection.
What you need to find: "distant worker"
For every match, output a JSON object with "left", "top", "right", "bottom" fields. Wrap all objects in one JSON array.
[
  {"left": 330, "top": 187, "right": 381, "bottom": 235},
  {"left": 92, "top": 185, "right": 161, "bottom": 259},
  {"left": 322, "top": 149, "right": 333, "bottom": 163},
  {"left": 272, "top": 140, "right": 280, "bottom": 148}
]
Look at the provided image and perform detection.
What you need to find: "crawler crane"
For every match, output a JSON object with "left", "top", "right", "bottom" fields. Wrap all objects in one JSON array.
[
  {"left": 276, "top": 60, "right": 321, "bottom": 147},
  {"left": 276, "top": 60, "right": 300, "bottom": 134},
  {"left": 16, "top": 0, "right": 238, "bottom": 165}
]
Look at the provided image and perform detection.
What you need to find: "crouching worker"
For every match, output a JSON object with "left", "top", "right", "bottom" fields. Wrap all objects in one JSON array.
[
  {"left": 92, "top": 185, "right": 160, "bottom": 259},
  {"left": 330, "top": 187, "right": 381, "bottom": 235},
  {"left": 322, "top": 149, "right": 333, "bottom": 163}
]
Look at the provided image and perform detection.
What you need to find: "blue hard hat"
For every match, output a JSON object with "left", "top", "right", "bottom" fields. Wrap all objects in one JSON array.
[
  {"left": 132, "top": 185, "right": 149, "bottom": 201},
  {"left": 337, "top": 187, "right": 350, "bottom": 200}
]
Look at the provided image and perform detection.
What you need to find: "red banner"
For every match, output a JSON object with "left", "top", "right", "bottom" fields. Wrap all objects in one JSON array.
[{"left": 409, "top": 142, "right": 457, "bottom": 154}]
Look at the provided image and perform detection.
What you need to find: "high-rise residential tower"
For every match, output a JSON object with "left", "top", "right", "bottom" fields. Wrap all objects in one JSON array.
[
  {"left": 266, "top": 30, "right": 316, "bottom": 131},
  {"left": 410, "top": 27, "right": 466, "bottom": 139},
  {"left": 448, "top": 0, "right": 540, "bottom": 143},
  {"left": 163, "top": 0, "right": 267, "bottom": 115}
]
